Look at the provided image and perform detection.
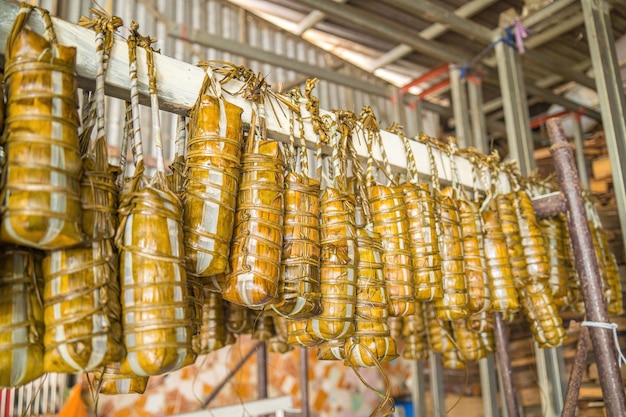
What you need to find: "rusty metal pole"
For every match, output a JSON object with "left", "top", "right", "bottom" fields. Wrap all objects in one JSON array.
[
  {"left": 494, "top": 312, "right": 520, "bottom": 417},
  {"left": 561, "top": 326, "right": 590, "bottom": 417},
  {"left": 547, "top": 118, "right": 626, "bottom": 417}
]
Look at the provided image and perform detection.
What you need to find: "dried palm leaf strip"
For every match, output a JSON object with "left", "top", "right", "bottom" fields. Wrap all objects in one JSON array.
[
  {"left": 481, "top": 199, "right": 519, "bottom": 316},
  {"left": 116, "top": 25, "right": 194, "bottom": 376},
  {"left": 0, "top": 247, "right": 44, "bottom": 388},
  {"left": 195, "top": 290, "right": 229, "bottom": 355},
  {"left": 539, "top": 216, "right": 570, "bottom": 308},
  {"left": 42, "top": 10, "right": 124, "bottom": 374},
  {"left": 0, "top": 72, "right": 4, "bottom": 133},
  {"left": 362, "top": 109, "right": 414, "bottom": 317},
  {"left": 452, "top": 318, "right": 486, "bottom": 362},
  {"left": 183, "top": 66, "right": 244, "bottom": 284},
  {"left": 309, "top": 112, "right": 358, "bottom": 341},
  {"left": 401, "top": 301, "right": 428, "bottom": 360},
  {"left": 435, "top": 187, "right": 469, "bottom": 320},
  {"left": 1, "top": 4, "right": 83, "bottom": 249}
]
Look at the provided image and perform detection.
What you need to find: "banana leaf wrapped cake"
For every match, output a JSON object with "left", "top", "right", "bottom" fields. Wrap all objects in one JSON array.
[
  {"left": 116, "top": 26, "right": 195, "bottom": 376},
  {"left": 183, "top": 91, "right": 244, "bottom": 283},
  {"left": 344, "top": 227, "right": 398, "bottom": 367},
  {"left": 224, "top": 139, "right": 285, "bottom": 308},
  {"left": 1, "top": 5, "right": 83, "bottom": 249},
  {"left": 0, "top": 247, "right": 45, "bottom": 387}
]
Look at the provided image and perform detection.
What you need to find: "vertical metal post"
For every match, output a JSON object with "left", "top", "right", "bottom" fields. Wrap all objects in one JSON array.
[
  {"left": 534, "top": 344, "right": 567, "bottom": 417},
  {"left": 299, "top": 347, "right": 310, "bottom": 417},
  {"left": 411, "top": 360, "right": 427, "bottom": 417},
  {"left": 468, "top": 76, "right": 488, "bottom": 153},
  {"left": 547, "top": 118, "right": 626, "bottom": 417},
  {"left": 581, "top": 0, "right": 626, "bottom": 257},
  {"left": 390, "top": 86, "right": 403, "bottom": 128},
  {"left": 429, "top": 353, "right": 446, "bottom": 417},
  {"left": 493, "top": 312, "right": 520, "bottom": 417},
  {"left": 494, "top": 33, "right": 535, "bottom": 175},
  {"left": 479, "top": 355, "right": 501, "bottom": 417},
  {"left": 449, "top": 65, "right": 472, "bottom": 149},
  {"left": 414, "top": 98, "right": 425, "bottom": 135},
  {"left": 571, "top": 113, "right": 589, "bottom": 189}
]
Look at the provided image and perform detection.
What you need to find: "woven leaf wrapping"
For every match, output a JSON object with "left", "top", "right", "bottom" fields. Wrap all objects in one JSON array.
[
  {"left": 425, "top": 303, "right": 454, "bottom": 354},
  {"left": 92, "top": 362, "right": 148, "bottom": 395},
  {"left": 402, "top": 183, "right": 443, "bottom": 301},
  {"left": 187, "top": 274, "right": 204, "bottom": 353},
  {"left": 81, "top": 139, "right": 119, "bottom": 240},
  {"left": 434, "top": 189, "right": 469, "bottom": 320},
  {"left": 224, "top": 140, "right": 285, "bottom": 308},
  {"left": 401, "top": 301, "right": 428, "bottom": 360},
  {"left": 196, "top": 290, "right": 229, "bottom": 355},
  {"left": 268, "top": 316, "right": 292, "bottom": 354},
  {"left": 0, "top": 247, "right": 44, "bottom": 387},
  {"left": 518, "top": 279, "right": 567, "bottom": 348},
  {"left": 252, "top": 311, "right": 276, "bottom": 342},
  {"left": 452, "top": 319, "right": 485, "bottom": 362},
  {"left": 593, "top": 222, "right": 624, "bottom": 316},
  {"left": 117, "top": 185, "right": 195, "bottom": 376},
  {"left": 317, "top": 339, "right": 345, "bottom": 361},
  {"left": 496, "top": 193, "right": 528, "bottom": 288},
  {"left": 42, "top": 239, "right": 123, "bottom": 372},
  {"left": 183, "top": 95, "right": 244, "bottom": 283},
  {"left": 467, "top": 311, "right": 496, "bottom": 354},
  {"left": 369, "top": 185, "right": 415, "bottom": 317},
  {"left": 225, "top": 302, "right": 252, "bottom": 335},
  {"left": 2, "top": 23, "right": 83, "bottom": 249},
  {"left": 271, "top": 172, "right": 321, "bottom": 318},
  {"left": 308, "top": 188, "right": 357, "bottom": 341},
  {"left": 287, "top": 319, "right": 322, "bottom": 348},
  {"left": 344, "top": 227, "right": 398, "bottom": 367},
  {"left": 514, "top": 190, "right": 550, "bottom": 284},
  {"left": 481, "top": 200, "right": 519, "bottom": 315},
  {"left": 539, "top": 217, "right": 569, "bottom": 307},
  {"left": 458, "top": 199, "right": 490, "bottom": 314}
]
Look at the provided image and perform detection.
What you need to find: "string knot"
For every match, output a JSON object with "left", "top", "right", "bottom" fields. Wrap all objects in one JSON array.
[{"left": 582, "top": 320, "right": 626, "bottom": 367}]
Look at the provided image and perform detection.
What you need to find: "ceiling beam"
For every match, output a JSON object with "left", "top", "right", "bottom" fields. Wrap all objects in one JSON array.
[
  {"left": 384, "top": 0, "right": 596, "bottom": 90},
  {"left": 370, "top": 0, "right": 499, "bottom": 70},
  {"left": 167, "top": 22, "right": 389, "bottom": 97},
  {"left": 290, "top": 0, "right": 601, "bottom": 121}
]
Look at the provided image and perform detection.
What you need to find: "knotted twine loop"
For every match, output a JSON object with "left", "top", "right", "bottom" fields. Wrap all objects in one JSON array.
[
  {"left": 5, "top": 3, "right": 58, "bottom": 59},
  {"left": 388, "top": 123, "right": 419, "bottom": 184},
  {"left": 359, "top": 106, "right": 396, "bottom": 188},
  {"left": 581, "top": 321, "right": 626, "bottom": 367}
]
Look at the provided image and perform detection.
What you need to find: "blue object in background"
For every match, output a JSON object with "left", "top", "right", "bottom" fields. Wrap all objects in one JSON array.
[{"left": 392, "top": 400, "right": 413, "bottom": 417}]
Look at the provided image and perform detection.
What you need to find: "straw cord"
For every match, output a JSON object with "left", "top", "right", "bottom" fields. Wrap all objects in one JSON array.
[
  {"left": 389, "top": 123, "right": 419, "bottom": 184},
  {"left": 126, "top": 22, "right": 144, "bottom": 172},
  {"left": 420, "top": 133, "right": 441, "bottom": 193}
]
